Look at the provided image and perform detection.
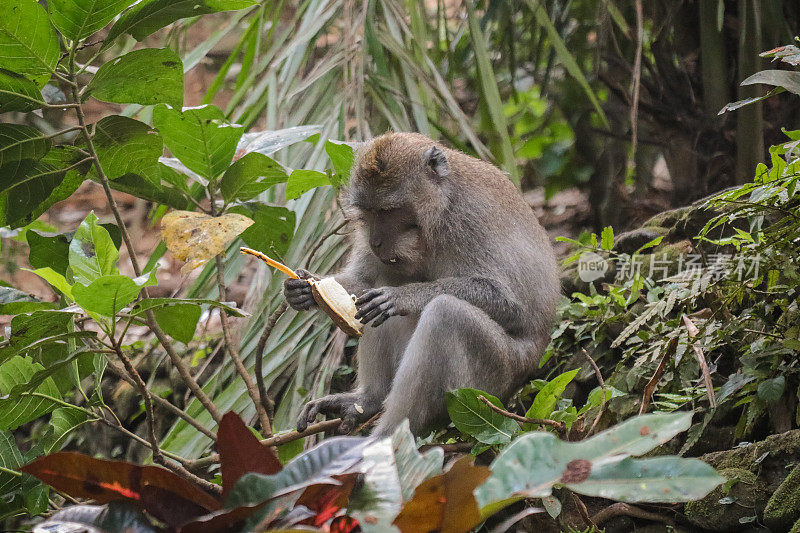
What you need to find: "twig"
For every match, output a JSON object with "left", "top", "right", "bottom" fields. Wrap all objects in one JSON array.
[
  {"left": 571, "top": 492, "right": 596, "bottom": 530},
  {"left": 109, "top": 338, "right": 162, "bottom": 464},
  {"left": 638, "top": 337, "right": 676, "bottom": 415},
  {"left": 743, "top": 328, "right": 784, "bottom": 339},
  {"left": 67, "top": 54, "right": 222, "bottom": 424},
  {"left": 477, "top": 395, "right": 566, "bottom": 436},
  {"left": 255, "top": 302, "right": 288, "bottom": 426},
  {"left": 188, "top": 418, "right": 343, "bottom": 470},
  {"left": 214, "top": 254, "right": 272, "bottom": 435},
  {"left": 304, "top": 219, "right": 348, "bottom": 269},
  {"left": 105, "top": 361, "right": 215, "bottom": 440},
  {"left": 355, "top": 412, "right": 382, "bottom": 434},
  {"left": 419, "top": 442, "right": 474, "bottom": 454},
  {"left": 682, "top": 315, "right": 717, "bottom": 407},
  {"left": 582, "top": 348, "right": 607, "bottom": 436},
  {"left": 488, "top": 506, "right": 545, "bottom": 533},
  {"left": 590, "top": 502, "right": 675, "bottom": 527},
  {"left": 626, "top": 0, "right": 643, "bottom": 173}
]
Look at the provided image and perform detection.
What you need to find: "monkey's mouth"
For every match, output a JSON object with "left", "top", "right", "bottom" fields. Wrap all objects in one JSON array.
[{"left": 380, "top": 257, "right": 400, "bottom": 266}]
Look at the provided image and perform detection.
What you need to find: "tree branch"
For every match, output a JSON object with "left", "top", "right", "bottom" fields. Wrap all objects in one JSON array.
[
  {"left": 477, "top": 395, "right": 565, "bottom": 436},
  {"left": 255, "top": 302, "right": 288, "bottom": 427}
]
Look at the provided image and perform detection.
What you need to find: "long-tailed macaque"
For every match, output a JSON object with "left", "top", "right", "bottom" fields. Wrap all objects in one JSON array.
[{"left": 285, "top": 132, "right": 559, "bottom": 436}]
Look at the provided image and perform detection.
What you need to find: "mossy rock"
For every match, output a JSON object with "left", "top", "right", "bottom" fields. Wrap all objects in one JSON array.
[
  {"left": 764, "top": 465, "right": 800, "bottom": 531},
  {"left": 684, "top": 468, "right": 768, "bottom": 531},
  {"left": 790, "top": 516, "right": 800, "bottom": 533}
]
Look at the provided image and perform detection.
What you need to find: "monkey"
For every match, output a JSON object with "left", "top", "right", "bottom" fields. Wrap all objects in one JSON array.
[{"left": 285, "top": 132, "right": 560, "bottom": 437}]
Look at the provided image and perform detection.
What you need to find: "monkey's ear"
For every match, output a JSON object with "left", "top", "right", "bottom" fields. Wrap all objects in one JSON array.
[{"left": 423, "top": 146, "right": 448, "bottom": 179}]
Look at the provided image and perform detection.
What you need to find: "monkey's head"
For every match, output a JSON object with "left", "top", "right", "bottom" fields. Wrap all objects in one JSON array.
[{"left": 343, "top": 133, "right": 451, "bottom": 274}]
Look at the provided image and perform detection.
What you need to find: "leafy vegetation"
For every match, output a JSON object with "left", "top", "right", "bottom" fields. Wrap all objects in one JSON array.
[{"left": 0, "top": 0, "right": 799, "bottom": 531}]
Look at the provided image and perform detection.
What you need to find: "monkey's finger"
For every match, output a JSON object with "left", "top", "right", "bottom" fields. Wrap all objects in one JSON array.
[
  {"left": 295, "top": 269, "right": 319, "bottom": 280},
  {"left": 338, "top": 415, "right": 357, "bottom": 434},
  {"left": 297, "top": 401, "right": 323, "bottom": 432},
  {"left": 358, "top": 302, "right": 390, "bottom": 324},
  {"left": 371, "top": 309, "right": 395, "bottom": 327},
  {"left": 354, "top": 293, "right": 390, "bottom": 317},
  {"left": 285, "top": 279, "right": 312, "bottom": 290},
  {"left": 355, "top": 289, "right": 385, "bottom": 305}
]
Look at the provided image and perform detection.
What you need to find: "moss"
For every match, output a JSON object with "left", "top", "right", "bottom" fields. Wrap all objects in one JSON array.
[
  {"left": 790, "top": 516, "right": 800, "bottom": 533},
  {"left": 684, "top": 468, "right": 768, "bottom": 532},
  {"left": 764, "top": 465, "right": 800, "bottom": 531}
]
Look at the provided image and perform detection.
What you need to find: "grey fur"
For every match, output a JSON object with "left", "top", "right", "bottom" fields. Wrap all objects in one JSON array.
[{"left": 286, "top": 132, "right": 560, "bottom": 436}]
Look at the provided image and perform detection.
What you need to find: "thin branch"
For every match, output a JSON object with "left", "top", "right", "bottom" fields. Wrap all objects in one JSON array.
[
  {"left": 582, "top": 348, "right": 607, "bottom": 436},
  {"left": 109, "top": 337, "right": 162, "bottom": 464},
  {"left": 638, "top": 338, "right": 675, "bottom": 415},
  {"left": 105, "top": 361, "right": 216, "bottom": 440},
  {"left": 304, "top": 219, "right": 348, "bottom": 269},
  {"left": 188, "top": 418, "right": 343, "bottom": 470},
  {"left": 67, "top": 56, "right": 222, "bottom": 424},
  {"left": 682, "top": 315, "right": 718, "bottom": 408},
  {"left": 214, "top": 254, "right": 272, "bottom": 435},
  {"left": 255, "top": 302, "right": 288, "bottom": 426},
  {"left": 591, "top": 502, "right": 675, "bottom": 527},
  {"left": 477, "top": 395, "right": 565, "bottom": 436}
]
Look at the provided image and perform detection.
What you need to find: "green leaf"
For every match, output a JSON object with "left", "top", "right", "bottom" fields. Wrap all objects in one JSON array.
[
  {"left": 0, "top": 158, "right": 63, "bottom": 227},
  {"left": 389, "top": 420, "right": 443, "bottom": 502},
  {"left": 47, "top": 0, "right": 134, "bottom": 41},
  {"left": 132, "top": 297, "right": 248, "bottom": 318},
  {"left": 153, "top": 104, "right": 243, "bottom": 181},
  {"left": 69, "top": 212, "right": 119, "bottom": 285},
  {"left": 324, "top": 140, "right": 354, "bottom": 187},
  {"left": 569, "top": 456, "right": 724, "bottom": 503},
  {"left": 0, "top": 310, "right": 75, "bottom": 363},
  {"left": 0, "top": 124, "right": 50, "bottom": 168},
  {"left": 445, "top": 388, "right": 519, "bottom": 445},
  {"left": 0, "top": 286, "right": 52, "bottom": 314},
  {"left": 72, "top": 275, "right": 141, "bottom": 317},
  {"left": 27, "top": 231, "right": 69, "bottom": 276},
  {"left": 92, "top": 115, "right": 163, "bottom": 180},
  {"left": 152, "top": 303, "right": 200, "bottom": 344},
  {"left": 0, "top": 0, "right": 60, "bottom": 86},
  {"left": 285, "top": 169, "right": 330, "bottom": 200},
  {"left": 757, "top": 376, "right": 785, "bottom": 403},
  {"left": 0, "top": 431, "right": 23, "bottom": 496},
  {"left": 233, "top": 204, "right": 295, "bottom": 259},
  {"left": 106, "top": 0, "right": 256, "bottom": 43},
  {"left": 19, "top": 146, "right": 86, "bottom": 228},
  {"left": 29, "top": 268, "right": 73, "bottom": 300},
  {"left": 45, "top": 408, "right": 88, "bottom": 454},
  {"left": 0, "top": 356, "right": 61, "bottom": 431},
  {"left": 600, "top": 226, "right": 614, "bottom": 251},
  {"left": 0, "top": 68, "right": 46, "bottom": 112},
  {"left": 476, "top": 412, "right": 713, "bottom": 510},
  {"left": 526, "top": 369, "right": 579, "bottom": 421},
  {"left": 107, "top": 172, "right": 190, "bottom": 209},
  {"left": 220, "top": 152, "right": 287, "bottom": 203},
  {"left": 87, "top": 48, "right": 183, "bottom": 108}
]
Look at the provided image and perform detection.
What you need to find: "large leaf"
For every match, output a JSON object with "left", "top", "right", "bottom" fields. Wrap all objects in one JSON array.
[
  {"left": 0, "top": 68, "right": 46, "bottom": 112},
  {"left": 44, "top": 407, "right": 89, "bottom": 454},
  {"left": 236, "top": 126, "right": 322, "bottom": 157},
  {"left": 68, "top": 212, "right": 119, "bottom": 285},
  {"left": 390, "top": 420, "right": 443, "bottom": 502},
  {"left": 72, "top": 275, "right": 142, "bottom": 317},
  {"left": 475, "top": 412, "right": 720, "bottom": 512},
  {"left": 0, "top": 310, "right": 74, "bottom": 363},
  {"left": 216, "top": 412, "right": 282, "bottom": 499},
  {"left": 153, "top": 104, "right": 243, "bottom": 181},
  {"left": 105, "top": 0, "right": 256, "bottom": 43},
  {"left": 445, "top": 388, "right": 518, "bottom": 445},
  {"left": 741, "top": 69, "right": 800, "bottom": 96},
  {"left": 87, "top": 48, "right": 183, "bottom": 108},
  {"left": 0, "top": 158, "right": 63, "bottom": 226},
  {"left": 0, "top": 123, "right": 50, "bottom": 168},
  {"left": 30, "top": 501, "right": 158, "bottom": 533},
  {"left": 132, "top": 297, "right": 248, "bottom": 318},
  {"left": 0, "top": 356, "right": 61, "bottom": 431},
  {"left": 21, "top": 452, "right": 221, "bottom": 526},
  {"left": 325, "top": 140, "right": 354, "bottom": 187},
  {"left": 108, "top": 171, "right": 190, "bottom": 209},
  {"left": 0, "top": 431, "right": 24, "bottom": 496},
  {"left": 47, "top": 0, "right": 133, "bottom": 41},
  {"left": 27, "top": 230, "right": 70, "bottom": 276},
  {"left": 92, "top": 115, "right": 163, "bottom": 180},
  {"left": 393, "top": 456, "right": 490, "bottom": 533},
  {"left": 220, "top": 152, "right": 287, "bottom": 203},
  {"left": 0, "top": 0, "right": 60, "bottom": 86},
  {"left": 17, "top": 146, "right": 86, "bottom": 227},
  {"left": 0, "top": 286, "right": 52, "bottom": 314}
]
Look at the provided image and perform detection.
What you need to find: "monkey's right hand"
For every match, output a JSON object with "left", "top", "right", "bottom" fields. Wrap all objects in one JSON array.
[{"left": 284, "top": 269, "right": 319, "bottom": 311}]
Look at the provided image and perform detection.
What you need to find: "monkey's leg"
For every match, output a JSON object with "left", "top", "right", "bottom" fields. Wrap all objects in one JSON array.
[
  {"left": 372, "top": 294, "right": 518, "bottom": 437},
  {"left": 297, "top": 316, "right": 416, "bottom": 433}
]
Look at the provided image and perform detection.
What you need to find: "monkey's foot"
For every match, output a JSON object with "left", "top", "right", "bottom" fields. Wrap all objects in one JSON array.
[{"left": 296, "top": 392, "right": 380, "bottom": 434}]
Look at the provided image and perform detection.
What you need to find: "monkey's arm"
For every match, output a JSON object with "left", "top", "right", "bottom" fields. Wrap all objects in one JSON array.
[{"left": 355, "top": 277, "right": 524, "bottom": 333}]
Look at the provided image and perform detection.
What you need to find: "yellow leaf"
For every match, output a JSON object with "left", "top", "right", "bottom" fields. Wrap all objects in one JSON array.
[{"left": 160, "top": 211, "right": 254, "bottom": 274}]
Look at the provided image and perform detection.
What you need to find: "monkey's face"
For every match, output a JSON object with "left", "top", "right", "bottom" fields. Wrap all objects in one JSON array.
[{"left": 360, "top": 206, "right": 425, "bottom": 273}]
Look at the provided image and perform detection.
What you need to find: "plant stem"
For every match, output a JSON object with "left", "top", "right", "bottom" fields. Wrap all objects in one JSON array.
[
  {"left": 476, "top": 395, "right": 565, "bottom": 435},
  {"left": 66, "top": 52, "right": 222, "bottom": 424},
  {"left": 255, "top": 302, "right": 288, "bottom": 425}
]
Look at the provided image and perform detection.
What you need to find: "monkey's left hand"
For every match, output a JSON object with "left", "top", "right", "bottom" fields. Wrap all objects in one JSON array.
[{"left": 355, "top": 286, "right": 410, "bottom": 327}]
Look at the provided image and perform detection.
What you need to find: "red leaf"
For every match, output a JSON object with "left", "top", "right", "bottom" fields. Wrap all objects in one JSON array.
[
  {"left": 297, "top": 473, "right": 358, "bottom": 527},
  {"left": 179, "top": 500, "right": 271, "bottom": 533},
  {"left": 217, "top": 411, "right": 282, "bottom": 498},
  {"left": 328, "top": 515, "right": 360, "bottom": 533},
  {"left": 21, "top": 452, "right": 221, "bottom": 526}
]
